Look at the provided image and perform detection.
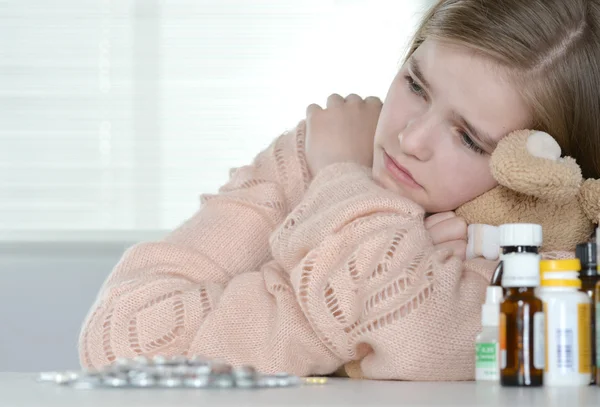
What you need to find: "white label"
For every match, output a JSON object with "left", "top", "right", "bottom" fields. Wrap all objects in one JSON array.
[
  {"left": 544, "top": 297, "right": 590, "bottom": 379},
  {"left": 534, "top": 312, "right": 545, "bottom": 369},
  {"left": 501, "top": 349, "right": 506, "bottom": 369},
  {"left": 556, "top": 328, "right": 574, "bottom": 371}
]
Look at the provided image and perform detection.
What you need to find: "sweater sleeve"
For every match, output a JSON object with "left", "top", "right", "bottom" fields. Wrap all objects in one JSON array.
[
  {"left": 185, "top": 162, "right": 495, "bottom": 378},
  {"left": 269, "top": 162, "right": 496, "bottom": 380},
  {"left": 78, "top": 121, "right": 311, "bottom": 368}
]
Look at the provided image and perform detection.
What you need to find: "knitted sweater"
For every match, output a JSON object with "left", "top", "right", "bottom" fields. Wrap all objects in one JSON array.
[{"left": 78, "top": 121, "right": 500, "bottom": 380}]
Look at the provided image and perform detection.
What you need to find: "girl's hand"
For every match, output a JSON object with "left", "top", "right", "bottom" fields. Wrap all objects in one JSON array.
[
  {"left": 424, "top": 211, "right": 468, "bottom": 261},
  {"left": 304, "top": 93, "right": 382, "bottom": 177}
]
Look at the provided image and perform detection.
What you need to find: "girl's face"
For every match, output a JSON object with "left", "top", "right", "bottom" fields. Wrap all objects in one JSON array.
[{"left": 372, "top": 39, "right": 531, "bottom": 213}]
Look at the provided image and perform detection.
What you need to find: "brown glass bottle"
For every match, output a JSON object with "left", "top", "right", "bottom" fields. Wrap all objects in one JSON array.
[
  {"left": 500, "top": 287, "right": 544, "bottom": 386},
  {"left": 498, "top": 223, "right": 544, "bottom": 387},
  {"left": 576, "top": 242, "right": 598, "bottom": 384}
]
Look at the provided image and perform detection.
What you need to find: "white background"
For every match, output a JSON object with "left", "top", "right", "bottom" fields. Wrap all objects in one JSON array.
[
  {"left": 1, "top": 0, "right": 435, "bottom": 373},
  {"left": 0, "top": 0, "right": 433, "bottom": 239}
]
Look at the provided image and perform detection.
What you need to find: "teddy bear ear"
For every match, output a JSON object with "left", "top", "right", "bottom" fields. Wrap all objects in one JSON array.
[
  {"left": 579, "top": 178, "right": 600, "bottom": 224},
  {"left": 491, "top": 130, "right": 582, "bottom": 203}
]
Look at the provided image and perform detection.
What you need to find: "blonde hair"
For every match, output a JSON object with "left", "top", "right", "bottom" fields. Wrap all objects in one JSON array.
[{"left": 406, "top": 0, "right": 600, "bottom": 179}]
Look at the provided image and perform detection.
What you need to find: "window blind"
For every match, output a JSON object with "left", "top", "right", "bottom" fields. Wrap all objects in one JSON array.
[{"left": 0, "top": 0, "right": 432, "bottom": 238}]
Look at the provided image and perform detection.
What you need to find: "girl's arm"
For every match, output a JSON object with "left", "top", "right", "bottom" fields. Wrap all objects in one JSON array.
[
  {"left": 78, "top": 121, "right": 311, "bottom": 368},
  {"left": 81, "top": 160, "right": 493, "bottom": 380},
  {"left": 178, "top": 120, "right": 312, "bottom": 279},
  {"left": 268, "top": 162, "right": 495, "bottom": 380}
]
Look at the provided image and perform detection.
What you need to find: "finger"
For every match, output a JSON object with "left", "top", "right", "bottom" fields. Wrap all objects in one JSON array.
[
  {"left": 435, "top": 240, "right": 467, "bottom": 261},
  {"left": 424, "top": 211, "right": 456, "bottom": 230},
  {"left": 326, "top": 93, "right": 345, "bottom": 108},
  {"left": 306, "top": 103, "right": 322, "bottom": 116},
  {"left": 344, "top": 93, "right": 363, "bottom": 104},
  {"left": 364, "top": 96, "right": 383, "bottom": 106},
  {"left": 428, "top": 216, "right": 468, "bottom": 245}
]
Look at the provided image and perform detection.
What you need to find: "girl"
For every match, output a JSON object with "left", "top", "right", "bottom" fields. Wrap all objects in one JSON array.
[{"left": 79, "top": 0, "right": 600, "bottom": 380}]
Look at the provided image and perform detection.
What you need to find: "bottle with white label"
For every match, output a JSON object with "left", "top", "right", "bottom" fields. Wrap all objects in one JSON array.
[
  {"left": 576, "top": 242, "right": 599, "bottom": 384},
  {"left": 476, "top": 286, "right": 503, "bottom": 381},
  {"left": 499, "top": 223, "right": 545, "bottom": 387},
  {"left": 538, "top": 259, "right": 592, "bottom": 386}
]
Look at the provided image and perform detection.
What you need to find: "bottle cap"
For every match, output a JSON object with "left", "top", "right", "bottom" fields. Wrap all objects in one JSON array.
[
  {"left": 540, "top": 259, "right": 581, "bottom": 285},
  {"left": 540, "top": 259, "right": 581, "bottom": 273},
  {"left": 481, "top": 286, "right": 503, "bottom": 327},
  {"left": 499, "top": 224, "right": 542, "bottom": 247},
  {"left": 540, "top": 278, "right": 582, "bottom": 288},
  {"left": 576, "top": 242, "right": 598, "bottom": 277},
  {"left": 501, "top": 252, "right": 541, "bottom": 287}
]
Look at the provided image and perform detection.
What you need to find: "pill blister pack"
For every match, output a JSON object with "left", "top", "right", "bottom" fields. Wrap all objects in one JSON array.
[{"left": 36, "top": 355, "right": 321, "bottom": 390}]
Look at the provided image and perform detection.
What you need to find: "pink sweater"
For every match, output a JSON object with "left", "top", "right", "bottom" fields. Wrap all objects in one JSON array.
[{"left": 78, "top": 121, "right": 500, "bottom": 380}]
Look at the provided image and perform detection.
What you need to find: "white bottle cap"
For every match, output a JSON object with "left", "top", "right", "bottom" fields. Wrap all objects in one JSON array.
[
  {"left": 481, "top": 286, "right": 503, "bottom": 327},
  {"left": 499, "top": 224, "right": 542, "bottom": 287},
  {"left": 501, "top": 252, "right": 542, "bottom": 287},
  {"left": 499, "top": 223, "right": 542, "bottom": 247}
]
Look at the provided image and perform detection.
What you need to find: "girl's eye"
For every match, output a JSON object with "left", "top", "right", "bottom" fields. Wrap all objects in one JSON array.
[
  {"left": 460, "top": 132, "right": 485, "bottom": 155},
  {"left": 403, "top": 73, "right": 486, "bottom": 156},
  {"left": 405, "top": 75, "right": 426, "bottom": 99}
]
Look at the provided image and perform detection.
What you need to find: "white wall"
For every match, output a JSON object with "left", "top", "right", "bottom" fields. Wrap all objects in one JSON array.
[
  {"left": 1, "top": 0, "right": 433, "bottom": 232},
  {"left": 0, "top": 0, "right": 436, "bottom": 373},
  {"left": 0, "top": 241, "right": 136, "bottom": 372}
]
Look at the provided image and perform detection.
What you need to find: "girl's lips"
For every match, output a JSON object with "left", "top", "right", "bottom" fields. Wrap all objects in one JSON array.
[{"left": 383, "top": 151, "right": 421, "bottom": 189}]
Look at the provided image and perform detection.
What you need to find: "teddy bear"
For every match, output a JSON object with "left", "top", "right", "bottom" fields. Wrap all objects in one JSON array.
[{"left": 455, "top": 129, "right": 600, "bottom": 261}]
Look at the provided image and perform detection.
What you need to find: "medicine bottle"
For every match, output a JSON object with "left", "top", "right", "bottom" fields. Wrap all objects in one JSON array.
[
  {"left": 475, "top": 286, "right": 503, "bottom": 382},
  {"left": 499, "top": 223, "right": 544, "bottom": 387},
  {"left": 538, "top": 259, "right": 591, "bottom": 386},
  {"left": 576, "top": 242, "right": 598, "bottom": 384}
]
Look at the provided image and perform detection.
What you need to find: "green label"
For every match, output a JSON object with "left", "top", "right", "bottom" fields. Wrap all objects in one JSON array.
[{"left": 476, "top": 343, "right": 497, "bottom": 366}]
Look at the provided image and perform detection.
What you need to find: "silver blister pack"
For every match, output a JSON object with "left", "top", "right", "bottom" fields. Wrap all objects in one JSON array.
[{"left": 37, "top": 355, "right": 305, "bottom": 390}]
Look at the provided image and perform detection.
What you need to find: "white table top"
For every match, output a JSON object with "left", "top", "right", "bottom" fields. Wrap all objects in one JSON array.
[{"left": 2, "top": 373, "right": 600, "bottom": 407}]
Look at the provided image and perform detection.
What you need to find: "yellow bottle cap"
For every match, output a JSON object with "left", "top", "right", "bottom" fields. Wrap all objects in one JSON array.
[
  {"left": 540, "top": 259, "right": 581, "bottom": 273},
  {"left": 540, "top": 279, "right": 582, "bottom": 288}
]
